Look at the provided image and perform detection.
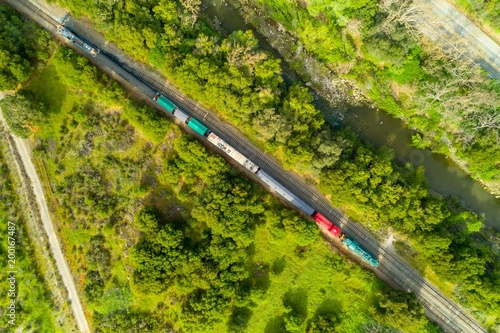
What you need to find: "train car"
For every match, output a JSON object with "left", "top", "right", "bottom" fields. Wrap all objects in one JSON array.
[
  {"left": 173, "top": 108, "right": 190, "bottom": 123},
  {"left": 312, "top": 212, "right": 342, "bottom": 237},
  {"left": 58, "top": 26, "right": 99, "bottom": 57},
  {"left": 344, "top": 237, "right": 379, "bottom": 267},
  {"left": 207, "top": 133, "right": 259, "bottom": 173},
  {"left": 187, "top": 118, "right": 210, "bottom": 136},
  {"left": 154, "top": 94, "right": 176, "bottom": 113},
  {"left": 256, "top": 170, "right": 315, "bottom": 216}
]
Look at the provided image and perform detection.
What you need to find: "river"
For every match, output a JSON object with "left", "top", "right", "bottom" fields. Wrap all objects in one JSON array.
[{"left": 202, "top": 0, "right": 500, "bottom": 230}]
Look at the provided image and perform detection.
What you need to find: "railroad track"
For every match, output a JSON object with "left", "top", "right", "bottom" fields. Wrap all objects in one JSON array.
[
  {"left": 17, "top": 0, "right": 61, "bottom": 28},
  {"left": 10, "top": 1, "right": 488, "bottom": 331}
]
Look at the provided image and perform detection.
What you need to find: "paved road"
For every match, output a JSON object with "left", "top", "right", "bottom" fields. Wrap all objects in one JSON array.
[
  {"left": 8, "top": 0, "right": 489, "bottom": 331},
  {"left": 0, "top": 101, "right": 90, "bottom": 332},
  {"left": 418, "top": 0, "right": 500, "bottom": 80}
]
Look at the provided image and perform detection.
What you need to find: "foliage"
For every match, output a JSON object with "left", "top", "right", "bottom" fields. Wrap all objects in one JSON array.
[
  {"left": 0, "top": 93, "right": 45, "bottom": 138},
  {"left": 241, "top": 0, "right": 500, "bottom": 189},
  {"left": 51, "top": 0, "right": 347, "bottom": 174},
  {"left": 320, "top": 130, "right": 500, "bottom": 321},
  {"left": 373, "top": 288, "right": 428, "bottom": 332},
  {"left": 455, "top": 0, "right": 500, "bottom": 32},
  {"left": 0, "top": 5, "right": 51, "bottom": 89},
  {"left": 226, "top": 0, "right": 500, "bottom": 324},
  {"left": 15, "top": 0, "right": 500, "bottom": 328}
]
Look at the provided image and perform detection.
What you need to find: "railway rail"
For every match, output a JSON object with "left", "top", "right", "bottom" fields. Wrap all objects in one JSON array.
[
  {"left": 11, "top": 1, "right": 488, "bottom": 331},
  {"left": 17, "top": 0, "right": 61, "bottom": 27}
]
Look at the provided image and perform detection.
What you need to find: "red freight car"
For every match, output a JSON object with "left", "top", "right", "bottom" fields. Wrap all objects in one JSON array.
[{"left": 312, "top": 212, "right": 341, "bottom": 237}]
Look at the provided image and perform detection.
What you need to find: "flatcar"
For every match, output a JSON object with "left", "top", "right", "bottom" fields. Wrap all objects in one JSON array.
[
  {"left": 173, "top": 108, "right": 190, "bottom": 123},
  {"left": 207, "top": 133, "right": 259, "bottom": 173}
]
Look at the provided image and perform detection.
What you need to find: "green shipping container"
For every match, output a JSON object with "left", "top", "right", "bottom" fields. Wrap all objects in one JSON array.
[
  {"left": 188, "top": 118, "right": 209, "bottom": 136},
  {"left": 157, "top": 95, "right": 176, "bottom": 113}
]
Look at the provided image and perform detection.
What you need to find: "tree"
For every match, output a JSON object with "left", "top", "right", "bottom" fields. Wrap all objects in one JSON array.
[
  {"left": 135, "top": 206, "right": 161, "bottom": 233},
  {"left": 191, "top": 176, "right": 264, "bottom": 248},
  {"left": 222, "top": 31, "right": 268, "bottom": 75},
  {"left": 84, "top": 270, "right": 105, "bottom": 301},
  {"left": 284, "top": 311, "right": 304, "bottom": 333},
  {"left": 308, "top": 315, "right": 337, "bottom": 333},
  {"left": 373, "top": 289, "right": 427, "bottom": 332},
  {"left": 282, "top": 213, "right": 318, "bottom": 246},
  {"left": 130, "top": 223, "right": 186, "bottom": 294},
  {"left": 251, "top": 108, "right": 286, "bottom": 142},
  {"left": 0, "top": 94, "right": 44, "bottom": 138},
  {"left": 86, "top": 234, "right": 112, "bottom": 279},
  {"left": 182, "top": 288, "right": 231, "bottom": 330},
  {"left": 180, "top": 0, "right": 201, "bottom": 28},
  {"left": 0, "top": 6, "right": 49, "bottom": 89}
]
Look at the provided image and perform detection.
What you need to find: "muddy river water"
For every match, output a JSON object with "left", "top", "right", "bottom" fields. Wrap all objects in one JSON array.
[{"left": 202, "top": 0, "right": 500, "bottom": 230}]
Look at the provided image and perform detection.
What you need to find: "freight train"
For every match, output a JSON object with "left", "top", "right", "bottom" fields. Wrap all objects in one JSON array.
[{"left": 153, "top": 93, "right": 380, "bottom": 267}]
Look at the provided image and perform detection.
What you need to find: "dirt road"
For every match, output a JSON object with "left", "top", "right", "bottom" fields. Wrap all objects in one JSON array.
[{"left": 0, "top": 94, "right": 90, "bottom": 333}]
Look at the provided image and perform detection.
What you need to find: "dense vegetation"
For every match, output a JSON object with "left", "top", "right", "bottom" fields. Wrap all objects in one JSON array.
[
  {"left": 17, "top": 43, "right": 442, "bottom": 332},
  {"left": 0, "top": 6, "right": 51, "bottom": 90},
  {"left": 42, "top": 0, "right": 500, "bottom": 327},
  {"left": 0, "top": 134, "right": 60, "bottom": 331},
  {"left": 455, "top": 0, "right": 500, "bottom": 32}
]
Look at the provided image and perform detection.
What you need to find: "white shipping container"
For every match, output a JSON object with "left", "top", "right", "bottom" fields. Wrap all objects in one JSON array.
[{"left": 207, "top": 133, "right": 259, "bottom": 173}]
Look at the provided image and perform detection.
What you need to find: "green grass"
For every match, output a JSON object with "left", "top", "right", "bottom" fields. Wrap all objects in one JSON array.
[
  {"left": 247, "top": 225, "right": 382, "bottom": 331},
  {"left": 27, "top": 64, "right": 68, "bottom": 113}
]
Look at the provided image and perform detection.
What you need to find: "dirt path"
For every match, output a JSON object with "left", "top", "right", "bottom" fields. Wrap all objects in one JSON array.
[{"left": 0, "top": 93, "right": 90, "bottom": 333}]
